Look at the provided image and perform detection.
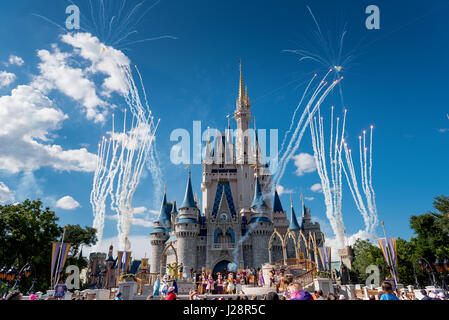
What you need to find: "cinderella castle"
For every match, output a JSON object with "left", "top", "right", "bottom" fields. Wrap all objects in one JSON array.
[{"left": 150, "top": 65, "right": 324, "bottom": 275}]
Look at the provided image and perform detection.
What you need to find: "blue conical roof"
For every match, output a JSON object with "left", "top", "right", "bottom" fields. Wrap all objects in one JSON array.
[
  {"left": 289, "top": 204, "right": 301, "bottom": 231},
  {"left": 251, "top": 177, "right": 268, "bottom": 209},
  {"left": 157, "top": 191, "right": 171, "bottom": 230},
  {"left": 273, "top": 189, "right": 284, "bottom": 212},
  {"left": 171, "top": 200, "right": 178, "bottom": 215},
  {"left": 180, "top": 172, "right": 197, "bottom": 209}
]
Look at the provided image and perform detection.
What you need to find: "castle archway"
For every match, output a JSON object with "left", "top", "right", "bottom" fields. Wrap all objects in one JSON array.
[{"left": 212, "top": 260, "right": 233, "bottom": 275}]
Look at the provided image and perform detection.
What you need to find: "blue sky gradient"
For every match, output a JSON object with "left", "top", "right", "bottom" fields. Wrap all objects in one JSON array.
[{"left": 0, "top": 0, "right": 448, "bottom": 252}]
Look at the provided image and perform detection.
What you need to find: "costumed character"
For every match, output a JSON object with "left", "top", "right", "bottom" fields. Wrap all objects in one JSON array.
[
  {"left": 227, "top": 273, "right": 235, "bottom": 294},
  {"left": 160, "top": 275, "right": 169, "bottom": 299},
  {"left": 206, "top": 274, "right": 215, "bottom": 294},
  {"left": 216, "top": 273, "right": 224, "bottom": 294}
]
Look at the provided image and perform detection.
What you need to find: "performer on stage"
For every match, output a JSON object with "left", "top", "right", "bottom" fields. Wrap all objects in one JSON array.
[
  {"left": 269, "top": 268, "right": 276, "bottom": 287},
  {"left": 227, "top": 273, "right": 236, "bottom": 294},
  {"left": 236, "top": 272, "right": 244, "bottom": 294},
  {"left": 258, "top": 268, "right": 265, "bottom": 287},
  {"left": 216, "top": 273, "right": 224, "bottom": 294},
  {"left": 198, "top": 272, "right": 206, "bottom": 294},
  {"left": 206, "top": 274, "right": 215, "bottom": 294}
]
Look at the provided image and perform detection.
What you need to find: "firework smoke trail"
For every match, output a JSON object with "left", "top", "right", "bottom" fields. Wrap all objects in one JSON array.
[
  {"left": 147, "top": 141, "right": 164, "bottom": 210},
  {"left": 64, "top": 0, "right": 177, "bottom": 50},
  {"left": 272, "top": 70, "right": 342, "bottom": 189},
  {"left": 90, "top": 114, "right": 128, "bottom": 252},
  {"left": 109, "top": 112, "right": 160, "bottom": 251},
  {"left": 341, "top": 126, "right": 379, "bottom": 236},
  {"left": 308, "top": 106, "right": 347, "bottom": 248}
]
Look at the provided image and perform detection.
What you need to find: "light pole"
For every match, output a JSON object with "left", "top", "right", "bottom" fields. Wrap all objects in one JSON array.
[
  {"left": 0, "top": 266, "right": 7, "bottom": 297},
  {"left": 418, "top": 258, "right": 438, "bottom": 288},
  {"left": 435, "top": 258, "right": 448, "bottom": 291}
]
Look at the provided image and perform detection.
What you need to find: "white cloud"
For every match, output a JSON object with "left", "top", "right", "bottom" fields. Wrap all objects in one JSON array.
[
  {"left": 305, "top": 197, "right": 315, "bottom": 201},
  {"left": 438, "top": 128, "right": 449, "bottom": 133},
  {"left": 56, "top": 196, "right": 80, "bottom": 210},
  {"left": 325, "top": 230, "right": 378, "bottom": 261},
  {"left": 293, "top": 153, "right": 316, "bottom": 176},
  {"left": 134, "top": 206, "right": 148, "bottom": 215},
  {"left": 0, "top": 71, "right": 16, "bottom": 88},
  {"left": 61, "top": 33, "right": 130, "bottom": 96},
  {"left": 0, "top": 181, "right": 14, "bottom": 204},
  {"left": 276, "top": 185, "right": 293, "bottom": 195},
  {"left": 85, "top": 235, "right": 151, "bottom": 260},
  {"left": 8, "top": 55, "right": 24, "bottom": 67},
  {"left": 0, "top": 84, "right": 97, "bottom": 173},
  {"left": 311, "top": 183, "right": 323, "bottom": 193},
  {"left": 33, "top": 45, "right": 108, "bottom": 123}
]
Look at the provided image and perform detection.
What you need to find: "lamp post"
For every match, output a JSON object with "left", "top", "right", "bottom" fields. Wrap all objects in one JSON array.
[
  {"left": 3, "top": 266, "right": 17, "bottom": 298},
  {"left": 418, "top": 258, "right": 438, "bottom": 288},
  {"left": 0, "top": 266, "right": 7, "bottom": 297},
  {"left": 435, "top": 258, "right": 448, "bottom": 291}
]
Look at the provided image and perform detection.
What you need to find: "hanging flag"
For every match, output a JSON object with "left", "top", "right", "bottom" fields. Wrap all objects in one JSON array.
[
  {"left": 378, "top": 238, "right": 399, "bottom": 284},
  {"left": 117, "top": 251, "right": 124, "bottom": 275},
  {"left": 318, "top": 247, "right": 332, "bottom": 272},
  {"left": 50, "top": 241, "right": 71, "bottom": 287}
]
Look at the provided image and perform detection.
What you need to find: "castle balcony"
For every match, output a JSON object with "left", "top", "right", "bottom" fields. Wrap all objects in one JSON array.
[{"left": 211, "top": 243, "right": 236, "bottom": 251}]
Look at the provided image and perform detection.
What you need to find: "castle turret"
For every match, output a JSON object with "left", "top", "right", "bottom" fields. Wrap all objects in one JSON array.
[
  {"left": 175, "top": 171, "right": 200, "bottom": 272},
  {"left": 150, "top": 190, "right": 170, "bottom": 274},
  {"left": 272, "top": 188, "right": 289, "bottom": 236},
  {"left": 249, "top": 177, "right": 274, "bottom": 268}
]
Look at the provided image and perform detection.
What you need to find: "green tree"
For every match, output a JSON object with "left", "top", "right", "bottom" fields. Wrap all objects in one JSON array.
[
  {"left": 0, "top": 200, "right": 97, "bottom": 293},
  {"left": 352, "top": 239, "right": 386, "bottom": 283}
]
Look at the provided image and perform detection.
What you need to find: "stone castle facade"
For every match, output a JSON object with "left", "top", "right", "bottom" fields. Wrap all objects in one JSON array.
[{"left": 150, "top": 65, "right": 324, "bottom": 274}]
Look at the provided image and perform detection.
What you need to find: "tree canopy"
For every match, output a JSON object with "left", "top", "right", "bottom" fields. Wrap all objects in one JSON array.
[{"left": 0, "top": 199, "right": 97, "bottom": 293}]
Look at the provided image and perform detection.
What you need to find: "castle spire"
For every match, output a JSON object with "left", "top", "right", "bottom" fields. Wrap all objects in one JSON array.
[
  {"left": 239, "top": 60, "right": 245, "bottom": 102},
  {"left": 250, "top": 176, "right": 268, "bottom": 209},
  {"left": 180, "top": 170, "right": 196, "bottom": 209},
  {"left": 289, "top": 195, "right": 301, "bottom": 231},
  {"left": 273, "top": 187, "right": 284, "bottom": 213}
]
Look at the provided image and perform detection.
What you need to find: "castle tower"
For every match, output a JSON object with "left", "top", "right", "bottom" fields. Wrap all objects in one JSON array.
[
  {"left": 234, "top": 62, "right": 252, "bottom": 165},
  {"left": 287, "top": 196, "right": 302, "bottom": 258},
  {"left": 150, "top": 190, "right": 170, "bottom": 274},
  {"left": 249, "top": 176, "right": 274, "bottom": 268},
  {"left": 175, "top": 171, "right": 200, "bottom": 272}
]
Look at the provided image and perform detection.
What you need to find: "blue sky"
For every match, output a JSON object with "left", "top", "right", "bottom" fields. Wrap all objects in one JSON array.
[{"left": 0, "top": 0, "right": 448, "bottom": 256}]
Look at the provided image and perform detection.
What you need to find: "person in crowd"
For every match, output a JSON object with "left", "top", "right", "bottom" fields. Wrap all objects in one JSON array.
[
  {"left": 266, "top": 292, "right": 279, "bottom": 300},
  {"left": 420, "top": 289, "right": 432, "bottom": 300},
  {"left": 380, "top": 281, "right": 399, "bottom": 300},
  {"left": 114, "top": 292, "right": 122, "bottom": 301},
  {"left": 325, "top": 293, "right": 336, "bottom": 300},
  {"left": 166, "top": 287, "right": 177, "bottom": 300},
  {"left": 316, "top": 290, "right": 325, "bottom": 300},
  {"left": 251, "top": 295, "right": 258, "bottom": 300},
  {"left": 146, "top": 295, "right": 153, "bottom": 300},
  {"left": 338, "top": 294, "right": 346, "bottom": 300},
  {"left": 369, "top": 294, "right": 376, "bottom": 301},
  {"left": 437, "top": 292, "right": 447, "bottom": 300},
  {"left": 287, "top": 283, "right": 313, "bottom": 300},
  {"left": 241, "top": 295, "right": 249, "bottom": 300}
]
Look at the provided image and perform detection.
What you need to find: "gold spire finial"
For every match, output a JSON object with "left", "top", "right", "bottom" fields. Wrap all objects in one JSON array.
[{"left": 239, "top": 60, "right": 245, "bottom": 102}]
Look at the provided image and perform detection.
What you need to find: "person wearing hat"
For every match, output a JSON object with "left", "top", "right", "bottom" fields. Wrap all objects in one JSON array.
[
  {"left": 420, "top": 289, "right": 432, "bottom": 300},
  {"left": 437, "top": 292, "right": 446, "bottom": 300},
  {"left": 114, "top": 292, "right": 122, "bottom": 300},
  {"left": 166, "top": 286, "right": 177, "bottom": 300}
]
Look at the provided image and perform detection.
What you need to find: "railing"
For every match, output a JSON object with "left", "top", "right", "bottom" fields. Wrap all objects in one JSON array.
[
  {"left": 212, "top": 243, "right": 236, "bottom": 250},
  {"left": 274, "top": 258, "right": 317, "bottom": 288}
]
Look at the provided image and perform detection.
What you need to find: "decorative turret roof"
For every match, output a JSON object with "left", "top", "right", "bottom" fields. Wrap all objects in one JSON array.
[
  {"left": 289, "top": 196, "right": 301, "bottom": 231},
  {"left": 273, "top": 188, "right": 284, "bottom": 213},
  {"left": 171, "top": 200, "right": 178, "bottom": 215},
  {"left": 250, "top": 177, "right": 268, "bottom": 209},
  {"left": 156, "top": 188, "right": 171, "bottom": 231},
  {"left": 180, "top": 171, "right": 197, "bottom": 209}
]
